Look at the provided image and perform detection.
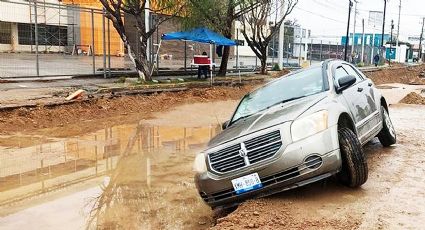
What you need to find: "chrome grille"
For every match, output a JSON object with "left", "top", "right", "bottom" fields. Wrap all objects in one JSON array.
[
  {"left": 209, "top": 144, "right": 245, "bottom": 173},
  {"left": 208, "top": 130, "right": 282, "bottom": 173},
  {"left": 245, "top": 130, "right": 282, "bottom": 164}
]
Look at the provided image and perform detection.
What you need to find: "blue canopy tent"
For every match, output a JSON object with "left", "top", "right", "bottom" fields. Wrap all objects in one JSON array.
[{"left": 161, "top": 27, "right": 237, "bottom": 83}]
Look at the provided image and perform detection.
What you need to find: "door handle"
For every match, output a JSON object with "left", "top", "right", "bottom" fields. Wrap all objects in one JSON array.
[
  {"left": 368, "top": 82, "right": 373, "bottom": 87},
  {"left": 357, "top": 87, "right": 364, "bottom": 92}
]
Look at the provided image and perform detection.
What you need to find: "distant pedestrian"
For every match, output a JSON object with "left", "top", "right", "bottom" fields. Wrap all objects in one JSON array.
[
  {"left": 198, "top": 51, "right": 209, "bottom": 79},
  {"left": 374, "top": 54, "right": 380, "bottom": 67}
]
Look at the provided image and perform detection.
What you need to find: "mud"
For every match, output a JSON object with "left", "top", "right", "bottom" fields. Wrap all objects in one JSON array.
[
  {"left": 0, "top": 100, "right": 239, "bottom": 230},
  {"left": 365, "top": 64, "right": 425, "bottom": 85},
  {"left": 0, "top": 84, "right": 258, "bottom": 138},
  {"left": 400, "top": 92, "right": 425, "bottom": 105},
  {"left": 1, "top": 67, "right": 425, "bottom": 229},
  {"left": 1, "top": 98, "right": 425, "bottom": 229}
]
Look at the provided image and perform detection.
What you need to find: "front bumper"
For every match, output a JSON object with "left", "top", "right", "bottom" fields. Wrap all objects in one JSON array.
[{"left": 195, "top": 125, "right": 342, "bottom": 208}]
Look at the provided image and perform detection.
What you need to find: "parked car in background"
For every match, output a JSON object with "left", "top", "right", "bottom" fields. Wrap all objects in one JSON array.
[{"left": 193, "top": 60, "right": 396, "bottom": 209}]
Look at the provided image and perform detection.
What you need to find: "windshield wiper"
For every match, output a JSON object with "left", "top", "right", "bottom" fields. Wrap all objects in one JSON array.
[
  {"left": 262, "top": 95, "right": 307, "bottom": 111},
  {"left": 229, "top": 114, "right": 253, "bottom": 126}
]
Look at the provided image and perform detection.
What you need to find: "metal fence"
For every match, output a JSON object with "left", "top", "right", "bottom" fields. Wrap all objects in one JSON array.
[
  {"left": 266, "top": 36, "right": 386, "bottom": 68},
  {"left": 1, "top": 0, "right": 386, "bottom": 79},
  {"left": 0, "top": 0, "right": 132, "bottom": 79}
]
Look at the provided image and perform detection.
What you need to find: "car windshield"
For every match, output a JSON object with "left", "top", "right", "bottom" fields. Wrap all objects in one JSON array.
[{"left": 231, "top": 66, "right": 325, "bottom": 124}]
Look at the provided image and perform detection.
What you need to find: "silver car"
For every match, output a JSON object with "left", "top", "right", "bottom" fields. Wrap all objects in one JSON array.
[{"left": 193, "top": 60, "right": 396, "bottom": 209}]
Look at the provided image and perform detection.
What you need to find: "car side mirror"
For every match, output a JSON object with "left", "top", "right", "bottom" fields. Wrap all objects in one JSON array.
[
  {"left": 337, "top": 75, "right": 356, "bottom": 93},
  {"left": 222, "top": 120, "right": 230, "bottom": 130}
]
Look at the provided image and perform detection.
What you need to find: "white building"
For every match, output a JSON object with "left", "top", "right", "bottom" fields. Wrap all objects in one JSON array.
[
  {"left": 292, "top": 26, "right": 311, "bottom": 59},
  {"left": 407, "top": 35, "right": 424, "bottom": 60},
  {"left": 233, "top": 20, "right": 258, "bottom": 58},
  {"left": 0, "top": 0, "right": 70, "bottom": 53}
]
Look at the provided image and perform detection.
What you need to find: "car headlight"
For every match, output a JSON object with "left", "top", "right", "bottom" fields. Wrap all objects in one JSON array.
[
  {"left": 193, "top": 153, "right": 207, "bottom": 173},
  {"left": 291, "top": 110, "right": 328, "bottom": 142}
]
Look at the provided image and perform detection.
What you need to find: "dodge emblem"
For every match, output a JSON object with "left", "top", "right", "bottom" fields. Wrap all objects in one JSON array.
[{"left": 239, "top": 143, "right": 248, "bottom": 158}]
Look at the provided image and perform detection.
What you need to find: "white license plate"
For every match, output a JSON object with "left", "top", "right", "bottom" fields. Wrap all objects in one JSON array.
[{"left": 231, "top": 173, "right": 263, "bottom": 194}]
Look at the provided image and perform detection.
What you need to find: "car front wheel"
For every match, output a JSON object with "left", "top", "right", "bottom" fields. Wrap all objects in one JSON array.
[
  {"left": 337, "top": 128, "right": 368, "bottom": 187},
  {"left": 377, "top": 106, "right": 396, "bottom": 147}
]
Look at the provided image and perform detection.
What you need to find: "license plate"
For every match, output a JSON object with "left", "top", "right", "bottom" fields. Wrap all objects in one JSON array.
[{"left": 231, "top": 173, "right": 263, "bottom": 194}]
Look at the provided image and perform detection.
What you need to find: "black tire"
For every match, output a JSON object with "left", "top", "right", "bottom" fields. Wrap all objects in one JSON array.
[
  {"left": 378, "top": 106, "right": 397, "bottom": 147},
  {"left": 337, "top": 128, "right": 368, "bottom": 187}
]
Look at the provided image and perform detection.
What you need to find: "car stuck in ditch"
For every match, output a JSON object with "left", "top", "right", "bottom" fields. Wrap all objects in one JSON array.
[{"left": 193, "top": 60, "right": 397, "bottom": 209}]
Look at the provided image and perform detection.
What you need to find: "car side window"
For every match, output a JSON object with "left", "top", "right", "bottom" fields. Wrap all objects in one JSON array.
[
  {"left": 342, "top": 64, "right": 363, "bottom": 83},
  {"left": 334, "top": 66, "right": 349, "bottom": 86}
]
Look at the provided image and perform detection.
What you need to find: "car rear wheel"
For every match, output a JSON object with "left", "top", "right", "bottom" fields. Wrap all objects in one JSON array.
[
  {"left": 337, "top": 128, "right": 368, "bottom": 187},
  {"left": 377, "top": 106, "right": 396, "bottom": 147}
]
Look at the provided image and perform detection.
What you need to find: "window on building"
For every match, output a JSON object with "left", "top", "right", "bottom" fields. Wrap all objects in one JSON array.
[
  {"left": 18, "top": 23, "right": 68, "bottom": 46},
  {"left": 18, "top": 23, "right": 33, "bottom": 45},
  {"left": 0, "top": 22, "right": 12, "bottom": 44}
]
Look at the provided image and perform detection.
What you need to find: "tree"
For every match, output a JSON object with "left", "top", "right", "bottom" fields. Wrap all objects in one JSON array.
[
  {"left": 99, "top": 0, "right": 184, "bottom": 81},
  {"left": 183, "top": 0, "right": 263, "bottom": 76},
  {"left": 240, "top": 0, "right": 298, "bottom": 74}
]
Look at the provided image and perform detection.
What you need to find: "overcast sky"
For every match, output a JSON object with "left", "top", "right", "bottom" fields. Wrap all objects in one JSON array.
[{"left": 288, "top": 0, "right": 424, "bottom": 40}]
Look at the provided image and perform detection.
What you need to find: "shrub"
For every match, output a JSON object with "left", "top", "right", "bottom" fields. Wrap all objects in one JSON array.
[{"left": 272, "top": 63, "right": 281, "bottom": 71}]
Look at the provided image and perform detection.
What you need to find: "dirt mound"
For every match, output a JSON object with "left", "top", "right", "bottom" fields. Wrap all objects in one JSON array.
[
  {"left": 365, "top": 64, "right": 425, "bottom": 85},
  {"left": 0, "top": 84, "right": 259, "bottom": 136},
  {"left": 212, "top": 199, "right": 360, "bottom": 230},
  {"left": 400, "top": 92, "right": 425, "bottom": 105}
]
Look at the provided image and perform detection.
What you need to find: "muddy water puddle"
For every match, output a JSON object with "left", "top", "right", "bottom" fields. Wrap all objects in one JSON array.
[{"left": 0, "top": 101, "right": 238, "bottom": 229}]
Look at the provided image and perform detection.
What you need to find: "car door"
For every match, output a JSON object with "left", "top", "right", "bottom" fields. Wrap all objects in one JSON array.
[
  {"left": 333, "top": 64, "right": 375, "bottom": 143},
  {"left": 342, "top": 64, "right": 380, "bottom": 142}
]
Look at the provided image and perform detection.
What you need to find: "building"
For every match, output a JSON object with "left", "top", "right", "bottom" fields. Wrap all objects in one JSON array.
[
  {"left": 407, "top": 35, "right": 424, "bottom": 60},
  {"left": 0, "top": 0, "right": 123, "bottom": 55},
  {"left": 0, "top": 0, "right": 69, "bottom": 52},
  {"left": 292, "top": 25, "right": 311, "bottom": 59}
]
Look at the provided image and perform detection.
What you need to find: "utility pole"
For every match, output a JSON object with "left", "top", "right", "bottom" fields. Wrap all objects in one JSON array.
[
  {"left": 396, "top": 0, "right": 401, "bottom": 48},
  {"left": 361, "top": 18, "right": 365, "bottom": 63},
  {"left": 389, "top": 20, "right": 394, "bottom": 66},
  {"left": 351, "top": 0, "right": 358, "bottom": 55},
  {"left": 345, "top": 0, "right": 353, "bottom": 61},
  {"left": 381, "top": 0, "right": 387, "bottom": 54},
  {"left": 420, "top": 18, "right": 425, "bottom": 62},
  {"left": 395, "top": 0, "right": 401, "bottom": 62},
  {"left": 33, "top": 0, "right": 40, "bottom": 77}
]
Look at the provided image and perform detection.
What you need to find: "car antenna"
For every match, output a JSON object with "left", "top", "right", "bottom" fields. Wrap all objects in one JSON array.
[{"left": 214, "top": 114, "right": 222, "bottom": 131}]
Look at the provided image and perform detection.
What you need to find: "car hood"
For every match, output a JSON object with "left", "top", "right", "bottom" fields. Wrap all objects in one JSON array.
[{"left": 208, "top": 93, "right": 327, "bottom": 148}]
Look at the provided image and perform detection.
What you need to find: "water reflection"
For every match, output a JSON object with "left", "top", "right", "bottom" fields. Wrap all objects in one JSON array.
[{"left": 0, "top": 121, "right": 221, "bottom": 229}]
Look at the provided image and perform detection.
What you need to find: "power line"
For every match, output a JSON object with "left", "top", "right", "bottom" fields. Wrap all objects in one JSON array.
[
  {"left": 294, "top": 6, "right": 347, "bottom": 24},
  {"left": 294, "top": 6, "right": 364, "bottom": 30},
  {"left": 357, "top": 7, "right": 424, "bottom": 17}
]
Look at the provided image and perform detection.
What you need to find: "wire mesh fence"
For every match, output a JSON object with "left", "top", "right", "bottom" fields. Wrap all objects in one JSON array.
[
  {"left": 0, "top": 0, "right": 135, "bottom": 78},
  {"left": 1, "top": 0, "right": 387, "bottom": 79}
]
